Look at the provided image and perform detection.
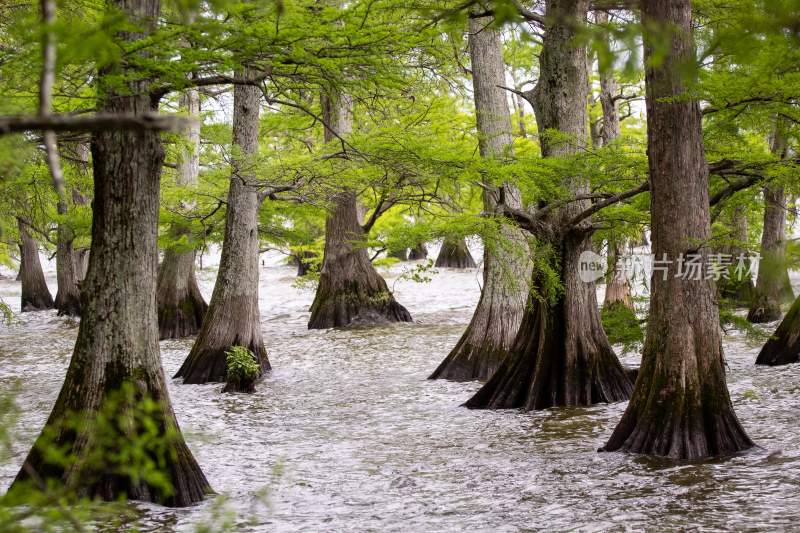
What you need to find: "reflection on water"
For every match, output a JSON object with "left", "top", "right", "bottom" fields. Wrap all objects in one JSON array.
[{"left": 0, "top": 253, "right": 799, "bottom": 531}]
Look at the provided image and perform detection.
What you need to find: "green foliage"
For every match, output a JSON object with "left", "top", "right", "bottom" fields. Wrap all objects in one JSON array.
[
  {"left": 0, "top": 383, "right": 186, "bottom": 531},
  {"left": 226, "top": 346, "right": 260, "bottom": 382},
  {"left": 601, "top": 302, "right": 645, "bottom": 354}
]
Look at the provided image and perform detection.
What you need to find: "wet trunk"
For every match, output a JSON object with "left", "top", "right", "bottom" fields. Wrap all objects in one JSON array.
[
  {"left": 53, "top": 221, "right": 81, "bottom": 316},
  {"left": 308, "top": 90, "right": 411, "bottom": 328},
  {"left": 17, "top": 218, "right": 54, "bottom": 312},
  {"left": 157, "top": 88, "right": 208, "bottom": 339},
  {"left": 430, "top": 15, "right": 532, "bottom": 381},
  {"left": 434, "top": 236, "right": 476, "bottom": 268},
  {"left": 11, "top": 0, "right": 211, "bottom": 505},
  {"left": 176, "top": 75, "right": 270, "bottom": 383},
  {"left": 602, "top": 0, "right": 753, "bottom": 459},
  {"left": 756, "top": 293, "right": 800, "bottom": 365},
  {"left": 308, "top": 189, "right": 412, "bottom": 328},
  {"left": 408, "top": 243, "right": 428, "bottom": 260},
  {"left": 748, "top": 182, "right": 792, "bottom": 323},
  {"left": 467, "top": 0, "right": 632, "bottom": 408},
  {"left": 717, "top": 205, "right": 755, "bottom": 306}
]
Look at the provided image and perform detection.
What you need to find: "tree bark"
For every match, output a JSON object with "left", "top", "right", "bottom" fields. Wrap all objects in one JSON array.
[
  {"left": 602, "top": 0, "right": 753, "bottom": 459},
  {"left": 308, "top": 90, "right": 411, "bottom": 328},
  {"left": 430, "top": 15, "right": 532, "bottom": 382},
  {"left": 11, "top": 0, "right": 211, "bottom": 505},
  {"left": 717, "top": 205, "right": 755, "bottom": 306},
  {"left": 434, "top": 235, "right": 477, "bottom": 268},
  {"left": 17, "top": 217, "right": 54, "bottom": 312},
  {"left": 756, "top": 293, "right": 800, "bottom": 365},
  {"left": 603, "top": 242, "right": 633, "bottom": 309},
  {"left": 466, "top": 0, "right": 632, "bottom": 408},
  {"left": 156, "top": 88, "right": 208, "bottom": 339},
  {"left": 176, "top": 75, "right": 270, "bottom": 383},
  {"left": 748, "top": 125, "right": 794, "bottom": 322}
]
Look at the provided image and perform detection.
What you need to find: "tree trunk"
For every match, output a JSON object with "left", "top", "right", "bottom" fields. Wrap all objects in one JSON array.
[
  {"left": 307, "top": 90, "right": 411, "bottom": 328},
  {"left": 15, "top": 245, "right": 23, "bottom": 281},
  {"left": 756, "top": 293, "right": 800, "bottom": 365},
  {"left": 388, "top": 247, "right": 409, "bottom": 261},
  {"left": 408, "top": 243, "right": 428, "bottom": 260},
  {"left": 430, "top": 15, "right": 532, "bottom": 382},
  {"left": 466, "top": 0, "right": 632, "bottom": 408},
  {"left": 603, "top": 242, "right": 633, "bottom": 310},
  {"left": 71, "top": 184, "right": 90, "bottom": 282},
  {"left": 748, "top": 127, "right": 794, "bottom": 322},
  {"left": 308, "top": 190, "right": 412, "bottom": 328},
  {"left": 17, "top": 218, "right": 54, "bottom": 312},
  {"left": 717, "top": 205, "right": 755, "bottom": 306},
  {"left": 175, "top": 75, "right": 270, "bottom": 383},
  {"left": 597, "top": 11, "right": 621, "bottom": 147},
  {"left": 434, "top": 236, "right": 476, "bottom": 268},
  {"left": 11, "top": 0, "right": 211, "bottom": 505},
  {"left": 157, "top": 88, "right": 208, "bottom": 339},
  {"left": 602, "top": 0, "right": 753, "bottom": 459}
]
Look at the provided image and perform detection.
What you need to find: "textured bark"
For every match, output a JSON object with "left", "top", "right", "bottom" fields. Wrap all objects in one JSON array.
[
  {"left": 176, "top": 75, "right": 270, "bottom": 383},
  {"left": 602, "top": 0, "right": 753, "bottom": 459},
  {"left": 53, "top": 221, "right": 81, "bottom": 316},
  {"left": 11, "top": 0, "right": 211, "bottom": 505},
  {"left": 717, "top": 205, "right": 755, "bottom": 306},
  {"left": 597, "top": 11, "right": 621, "bottom": 147},
  {"left": 434, "top": 235, "right": 477, "bottom": 269},
  {"left": 756, "top": 294, "right": 800, "bottom": 365},
  {"left": 408, "top": 243, "right": 428, "bottom": 260},
  {"left": 748, "top": 143, "right": 793, "bottom": 322},
  {"left": 604, "top": 242, "right": 633, "bottom": 310},
  {"left": 430, "top": 16, "right": 532, "bottom": 382},
  {"left": 157, "top": 88, "right": 207, "bottom": 339},
  {"left": 71, "top": 184, "right": 90, "bottom": 282},
  {"left": 467, "top": 0, "right": 632, "bottom": 408},
  {"left": 308, "top": 190, "right": 412, "bottom": 328},
  {"left": 17, "top": 218, "right": 54, "bottom": 312},
  {"left": 308, "top": 90, "right": 411, "bottom": 329}
]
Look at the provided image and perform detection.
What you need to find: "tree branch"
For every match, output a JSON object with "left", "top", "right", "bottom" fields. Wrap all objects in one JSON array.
[{"left": 0, "top": 113, "right": 191, "bottom": 135}]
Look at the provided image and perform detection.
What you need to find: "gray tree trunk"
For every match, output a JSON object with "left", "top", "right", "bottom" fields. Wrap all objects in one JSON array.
[
  {"left": 467, "top": 0, "right": 632, "bottom": 409},
  {"left": 176, "top": 74, "right": 270, "bottom": 383},
  {"left": 156, "top": 88, "right": 208, "bottom": 339},
  {"left": 17, "top": 218, "right": 54, "bottom": 312},
  {"left": 430, "top": 15, "right": 532, "bottom": 382},
  {"left": 308, "top": 90, "right": 411, "bottom": 328},
  {"left": 11, "top": 0, "right": 211, "bottom": 505},
  {"left": 602, "top": 0, "right": 752, "bottom": 459},
  {"left": 434, "top": 235, "right": 477, "bottom": 269},
  {"left": 756, "top": 292, "right": 800, "bottom": 365},
  {"left": 717, "top": 205, "right": 755, "bottom": 306},
  {"left": 748, "top": 124, "right": 794, "bottom": 321}
]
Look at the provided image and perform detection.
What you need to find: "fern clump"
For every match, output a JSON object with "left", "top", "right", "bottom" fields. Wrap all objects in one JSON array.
[{"left": 223, "top": 346, "right": 260, "bottom": 393}]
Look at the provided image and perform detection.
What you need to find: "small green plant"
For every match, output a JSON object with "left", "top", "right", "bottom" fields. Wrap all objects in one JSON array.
[{"left": 224, "top": 346, "right": 260, "bottom": 393}]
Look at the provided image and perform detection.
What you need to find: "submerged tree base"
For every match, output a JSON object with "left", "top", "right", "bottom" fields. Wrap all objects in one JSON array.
[
  {"left": 10, "top": 382, "right": 212, "bottom": 507},
  {"left": 309, "top": 284, "right": 412, "bottom": 329},
  {"left": 756, "top": 295, "right": 800, "bottom": 366},
  {"left": 429, "top": 342, "right": 508, "bottom": 382}
]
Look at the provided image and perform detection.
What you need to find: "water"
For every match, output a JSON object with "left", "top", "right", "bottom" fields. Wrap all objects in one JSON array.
[{"left": 1, "top": 250, "right": 799, "bottom": 531}]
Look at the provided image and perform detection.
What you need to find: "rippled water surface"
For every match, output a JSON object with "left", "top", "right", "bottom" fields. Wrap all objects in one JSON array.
[{"left": 1, "top": 251, "right": 799, "bottom": 531}]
